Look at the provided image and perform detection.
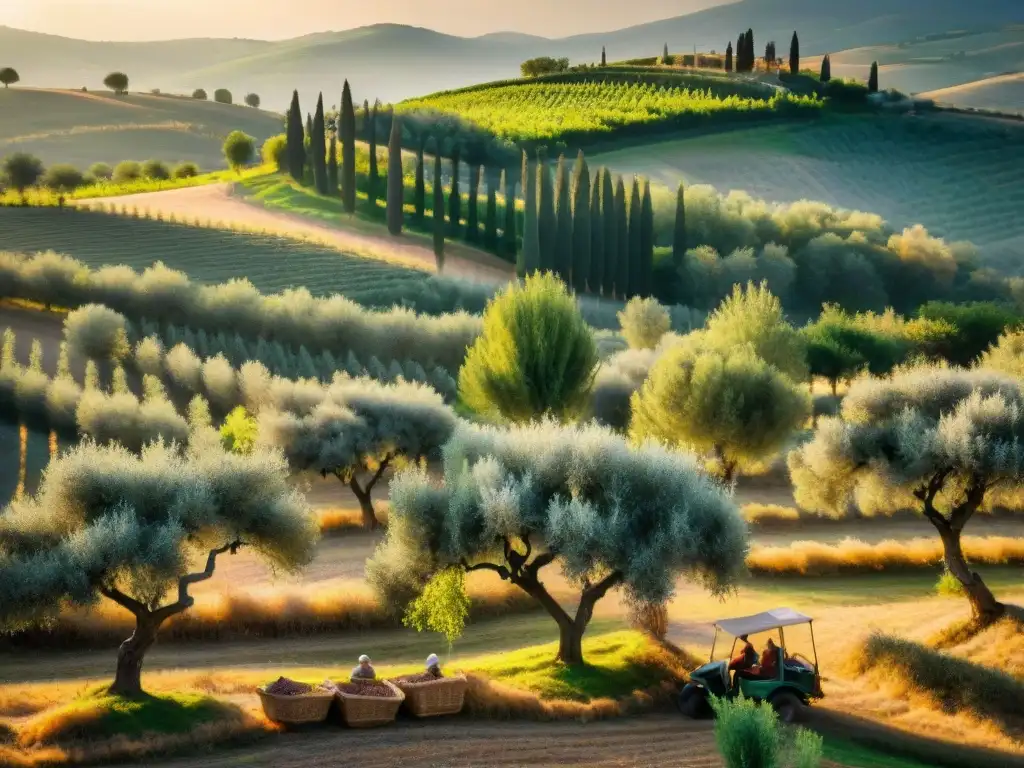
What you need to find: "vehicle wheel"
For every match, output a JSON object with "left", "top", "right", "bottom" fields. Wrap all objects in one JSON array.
[
  {"left": 677, "top": 684, "right": 711, "bottom": 719},
  {"left": 768, "top": 690, "right": 806, "bottom": 724}
]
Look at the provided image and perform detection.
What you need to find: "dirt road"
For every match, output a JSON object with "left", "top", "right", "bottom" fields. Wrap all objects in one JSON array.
[{"left": 76, "top": 183, "right": 514, "bottom": 284}]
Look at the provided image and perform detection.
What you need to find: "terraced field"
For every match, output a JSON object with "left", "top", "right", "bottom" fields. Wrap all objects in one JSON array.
[{"left": 595, "top": 111, "right": 1024, "bottom": 274}]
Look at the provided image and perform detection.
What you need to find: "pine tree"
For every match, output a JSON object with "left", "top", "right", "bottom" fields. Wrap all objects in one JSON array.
[
  {"left": 521, "top": 151, "right": 540, "bottom": 277},
  {"left": 484, "top": 168, "right": 498, "bottom": 250},
  {"left": 466, "top": 163, "right": 481, "bottom": 244},
  {"left": 503, "top": 167, "right": 517, "bottom": 259},
  {"left": 640, "top": 179, "right": 654, "bottom": 298},
  {"left": 367, "top": 102, "right": 379, "bottom": 211},
  {"left": 386, "top": 114, "right": 404, "bottom": 236},
  {"left": 570, "top": 152, "right": 590, "bottom": 293},
  {"left": 538, "top": 154, "right": 556, "bottom": 274},
  {"left": 448, "top": 145, "right": 461, "bottom": 238},
  {"left": 312, "top": 93, "right": 328, "bottom": 194},
  {"left": 672, "top": 182, "right": 687, "bottom": 268},
  {"left": 327, "top": 132, "right": 338, "bottom": 193},
  {"left": 601, "top": 46, "right": 607, "bottom": 66},
  {"left": 340, "top": 81, "right": 356, "bottom": 213},
  {"left": 588, "top": 170, "right": 603, "bottom": 295},
  {"left": 789, "top": 31, "right": 800, "bottom": 75},
  {"left": 868, "top": 61, "right": 879, "bottom": 92},
  {"left": 286, "top": 90, "right": 304, "bottom": 182},
  {"left": 432, "top": 150, "right": 445, "bottom": 272},
  {"left": 820, "top": 54, "right": 831, "bottom": 83},
  {"left": 554, "top": 155, "right": 573, "bottom": 283},
  {"left": 602, "top": 169, "right": 616, "bottom": 297},
  {"left": 414, "top": 134, "right": 426, "bottom": 224},
  {"left": 725, "top": 42, "right": 734, "bottom": 73},
  {"left": 628, "top": 178, "right": 642, "bottom": 298},
  {"left": 610, "top": 180, "right": 626, "bottom": 301}
]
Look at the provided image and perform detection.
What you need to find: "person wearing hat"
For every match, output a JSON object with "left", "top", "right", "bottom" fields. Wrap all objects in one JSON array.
[
  {"left": 351, "top": 654, "right": 376, "bottom": 681},
  {"left": 425, "top": 653, "right": 442, "bottom": 679}
]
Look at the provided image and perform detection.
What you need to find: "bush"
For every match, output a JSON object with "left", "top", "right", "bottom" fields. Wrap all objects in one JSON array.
[
  {"left": 41, "top": 164, "right": 85, "bottom": 192},
  {"left": 214, "top": 88, "right": 233, "bottom": 105},
  {"left": 1, "top": 152, "right": 44, "bottom": 195},
  {"left": 112, "top": 160, "right": 142, "bottom": 183},
  {"left": 88, "top": 162, "right": 113, "bottom": 180},
  {"left": 936, "top": 568, "right": 966, "bottom": 597},
  {"left": 711, "top": 695, "right": 781, "bottom": 768},
  {"left": 244, "top": 93, "right": 260, "bottom": 108},
  {"left": 618, "top": 296, "right": 671, "bottom": 350},
  {"left": 223, "top": 130, "right": 255, "bottom": 172},
  {"left": 192, "top": 89, "right": 208, "bottom": 100},
  {"left": 63, "top": 304, "right": 130, "bottom": 361},
  {"left": 261, "top": 134, "right": 288, "bottom": 172},
  {"left": 172, "top": 162, "right": 200, "bottom": 179},
  {"left": 142, "top": 159, "right": 171, "bottom": 180}
]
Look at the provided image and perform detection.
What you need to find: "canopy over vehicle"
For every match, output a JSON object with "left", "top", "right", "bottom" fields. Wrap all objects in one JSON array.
[{"left": 715, "top": 608, "right": 813, "bottom": 637}]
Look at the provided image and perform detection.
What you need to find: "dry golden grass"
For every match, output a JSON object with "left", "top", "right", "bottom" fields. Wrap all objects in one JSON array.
[
  {"left": 741, "top": 503, "right": 801, "bottom": 524},
  {"left": 315, "top": 505, "right": 389, "bottom": 533},
  {"left": 931, "top": 607, "right": 1024, "bottom": 679},
  {"left": 748, "top": 536, "right": 1024, "bottom": 576}
]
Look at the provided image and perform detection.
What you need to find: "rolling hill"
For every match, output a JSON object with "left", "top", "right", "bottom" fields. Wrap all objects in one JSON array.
[
  {"left": 0, "top": 88, "right": 283, "bottom": 169},
  {"left": 0, "top": 0, "right": 1021, "bottom": 107}
]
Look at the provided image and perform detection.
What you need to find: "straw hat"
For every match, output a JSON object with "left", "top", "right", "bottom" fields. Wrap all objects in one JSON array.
[{"left": 358, "top": 654, "right": 370, "bottom": 663}]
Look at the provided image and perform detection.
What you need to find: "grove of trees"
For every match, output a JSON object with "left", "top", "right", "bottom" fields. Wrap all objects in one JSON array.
[{"left": 521, "top": 57, "right": 570, "bottom": 77}]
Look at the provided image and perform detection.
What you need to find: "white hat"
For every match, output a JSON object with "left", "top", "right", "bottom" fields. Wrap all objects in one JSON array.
[
  {"left": 358, "top": 654, "right": 370, "bottom": 663},
  {"left": 426, "top": 654, "right": 440, "bottom": 667}
]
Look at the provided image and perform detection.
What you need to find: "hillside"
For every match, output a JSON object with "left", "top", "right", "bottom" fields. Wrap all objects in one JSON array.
[
  {"left": 1, "top": 0, "right": 1021, "bottom": 107},
  {"left": 0, "top": 88, "right": 283, "bottom": 169},
  {"left": 921, "top": 73, "right": 1024, "bottom": 114}
]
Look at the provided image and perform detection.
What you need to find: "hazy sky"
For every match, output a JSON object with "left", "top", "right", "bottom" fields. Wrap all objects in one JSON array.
[{"left": 5, "top": 0, "right": 733, "bottom": 40}]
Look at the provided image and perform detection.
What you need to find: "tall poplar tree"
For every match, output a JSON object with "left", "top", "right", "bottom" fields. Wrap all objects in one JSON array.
[
  {"left": 725, "top": 42, "right": 734, "bottom": 72},
  {"left": 484, "top": 168, "right": 498, "bottom": 250},
  {"left": 628, "top": 178, "right": 642, "bottom": 298},
  {"left": 448, "top": 144, "right": 462, "bottom": 238},
  {"left": 327, "top": 133, "right": 338, "bottom": 193},
  {"left": 386, "top": 113, "right": 404, "bottom": 235},
  {"left": 672, "top": 182, "right": 687, "bottom": 268},
  {"left": 521, "top": 151, "right": 540, "bottom": 277},
  {"left": 588, "top": 170, "right": 603, "bottom": 295},
  {"left": 503, "top": 167, "right": 517, "bottom": 259},
  {"left": 601, "top": 46, "right": 607, "bottom": 66},
  {"left": 414, "top": 134, "right": 426, "bottom": 224},
  {"left": 663, "top": 43, "right": 670, "bottom": 63},
  {"left": 312, "top": 93, "right": 328, "bottom": 194},
  {"left": 602, "top": 170, "right": 617, "bottom": 297},
  {"left": 789, "top": 31, "right": 800, "bottom": 75},
  {"left": 639, "top": 179, "right": 654, "bottom": 298},
  {"left": 286, "top": 90, "right": 304, "bottom": 182},
  {"left": 746, "top": 29, "right": 755, "bottom": 71},
  {"left": 340, "top": 81, "right": 356, "bottom": 213},
  {"left": 366, "top": 104, "right": 380, "bottom": 212},
  {"left": 737, "top": 34, "right": 746, "bottom": 71},
  {"left": 433, "top": 149, "right": 445, "bottom": 272},
  {"left": 868, "top": 61, "right": 879, "bottom": 92},
  {"left": 820, "top": 54, "right": 831, "bottom": 82},
  {"left": 554, "top": 155, "right": 573, "bottom": 283},
  {"left": 615, "top": 177, "right": 628, "bottom": 299},
  {"left": 467, "top": 163, "right": 481, "bottom": 244},
  {"left": 538, "top": 154, "right": 556, "bottom": 274},
  {"left": 571, "top": 153, "right": 591, "bottom": 293}
]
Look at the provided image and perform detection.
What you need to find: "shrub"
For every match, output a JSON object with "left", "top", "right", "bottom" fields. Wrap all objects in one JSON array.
[
  {"left": 192, "top": 89, "right": 208, "bottom": 100},
  {"left": 618, "top": 296, "right": 671, "bottom": 350},
  {"left": 223, "top": 130, "right": 255, "bottom": 172},
  {"left": 142, "top": 159, "right": 171, "bottom": 180},
  {"left": 2, "top": 153, "right": 44, "bottom": 197},
  {"left": 261, "top": 134, "right": 288, "bottom": 172},
  {"left": 41, "top": 164, "right": 85, "bottom": 192},
  {"left": 62, "top": 304, "right": 131, "bottom": 362},
  {"left": 936, "top": 568, "right": 966, "bottom": 597},
  {"left": 711, "top": 695, "right": 781, "bottom": 768},
  {"left": 244, "top": 93, "right": 260, "bottom": 108},
  {"left": 88, "top": 162, "right": 113, "bottom": 180},
  {"left": 172, "top": 162, "right": 200, "bottom": 179},
  {"left": 214, "top": 88, "right": 233, "bottom": 105},
  {"left": 112, "top": 160, "right": 142, "bottom": 183}
]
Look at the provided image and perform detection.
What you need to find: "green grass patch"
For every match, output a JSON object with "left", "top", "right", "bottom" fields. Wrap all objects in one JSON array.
[{"left": 823, "top": 736, "right": 938, "bottom": 768}]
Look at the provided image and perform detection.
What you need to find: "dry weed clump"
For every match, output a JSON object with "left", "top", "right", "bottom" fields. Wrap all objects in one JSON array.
[
  {"left": 741, "top": 503, "right": 801, "bottom": 524},
  {"left": 747, "top": 536, "right": 1024, "bottom": 576},
  {"left": 316, "top": 505, "right": 389, "bottom": 533},
  {"left": 931, "top": 606, "right": 1024, "bottom": 679}
]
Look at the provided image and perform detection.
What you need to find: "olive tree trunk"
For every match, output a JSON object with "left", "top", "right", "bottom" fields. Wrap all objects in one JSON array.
[
  {"left": 342, "top": 457, "right": 391, "bottom": 530},
  {"left": 938, "top": 525, "right": 1005, "bottom": 623}
]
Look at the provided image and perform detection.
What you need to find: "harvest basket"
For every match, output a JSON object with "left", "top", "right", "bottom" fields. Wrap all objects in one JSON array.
[
  {"left": 334, "top": 680, "right": 405, "bottom": 728},
  {"left": 392, "top": 674, "right": 468, "bottom": 717},
  {"left": 257, "top": 686, "right": 335, "bottom": 724}
]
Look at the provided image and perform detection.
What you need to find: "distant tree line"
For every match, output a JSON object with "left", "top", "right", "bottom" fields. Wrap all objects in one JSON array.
[{"left": 521, "top": 57, "right": 570, "bottom": 77}]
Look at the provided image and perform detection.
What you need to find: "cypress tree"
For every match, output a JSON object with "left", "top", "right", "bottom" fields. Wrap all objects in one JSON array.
[
  {"left": 614, "top": 177, "right": 628, "bottom": 299},
  {"left": 386, "top": 113, "right": 403, "bottom": 235},
  {"left": 789, "top": 31, "right": 800, "bottom": 75},
  {"left": 672, "top": 182, "right": 687, "bottom": 268},
  {"left": 521, "top": 151, "right": 540, "bottom": 277},
  {"left": 503, "top": 167, "right": 517, "bottom": 259},
  {"left": 286, "top": 90, "right": 304, "bottom": 182},
  {"left": 538, "top": 154, "right": 556, "bottom": 274},
  {"left": 367, "top": 102, "right": 379, "bottom": 210},
  {"left": 414, "top": 134, "right": 426, "bottom": 224},
  {"left": 868, "top": 61, "right": 879, "bottom": 92},
  {"left": 820, "top": 54, "right": 831, "bottom": 83},
  {"left": 640, "top": 179, "right": 654, "bottom": 298},
  {"left": 448, "top": 144, "right": 461, "bottom": 238},
  {"left": 602, "top": 169, "right": 616, "bottom": 297},
  {"left": 484, "top": 168, "right": 498, "bottom": 250},
  {"left": 327, "top": 132, "right": 338, "bottom": 193},
  {"left": 725, "top": 42, "right": 733, "bottom": 73},
  {"left": 340, "top": 81, "right": 356, "bottom": 213},
  {"left": 588, "top": 169, "right": 603, "bottom": 295},
  {"left": 663, "top": 42, "right": 669, "bottom": 63},
  {"left": 571, "top": 153, "right": 591, "bottom": 294},
  {"left": 466, "top": 163, "right": 481, "bottom": 244},
  {"left": 736, "top": 34, "right": 746, "bottom": 72},
  {"left": 628, "top": 178, "right": 642, "bottom": 298},
  {"left": 601, "top": 46, "right": 607, "bottom": 66},
  {"left": 746, "top": 29, "right": 755, "bottom": 72},
  {"left": 312, "top": 93, "right": 328, "bottom": 194},
  {"left": 554, "top": 154, "right": 573, "bottom": 283},
  {"left": 432, "top": 150, "right": 445, "bottom": 272}
]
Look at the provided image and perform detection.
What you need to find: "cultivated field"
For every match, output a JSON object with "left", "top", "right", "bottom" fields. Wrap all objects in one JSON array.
[
  {"left": 594, "top": 111, "right": 1024, "bottom": 274},
  {"left": 0, "top": 88, "right": 283, "bottom": 169},
  {"left": 920, "top": 73, "right": 1024, "bottom": 115}
]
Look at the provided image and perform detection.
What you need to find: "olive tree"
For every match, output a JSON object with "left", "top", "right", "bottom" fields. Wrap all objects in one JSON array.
[
  {"left": 2, "top": 152, "right": 43, "bottom": 202},
  {"left": 789, "top": 367, "right": 1024, "bottom": 624},
  {"left": 0, "top": 441, "right": 318, "bottom": 697},
  {"left": 631, "top": 345, "right": 810, "bottom": 482},
  {"left": 458, "top": 272, "right": 598, "bottom": 423},
  {"left": 104, "top": 72, "right": 129, "bottom": 95},
  {"left": 0, "top": 68, "right": 19, "bottom": 88},
  {"left": 259, "top": 378, "right": 457, "bottom": 529},
  {"left": 368, "top": 419, "right": 747, "bottom": 665},
  {"left": 618, "top": 296, "right": 671, "bottom": 350},
  {"left": 244, "top": 93, "right": 260, "bottom": 108}
]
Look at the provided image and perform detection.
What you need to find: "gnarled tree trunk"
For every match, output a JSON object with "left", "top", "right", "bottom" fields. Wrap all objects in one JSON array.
[
  {"left": 109, "top": 613, "right": 162, "bottom": 698},
  {"left": 344, "top": 457, "right": 391, "bottom": 530},
  {"left": 938, "top": 525, "right": 1005, "bottom": 624}
]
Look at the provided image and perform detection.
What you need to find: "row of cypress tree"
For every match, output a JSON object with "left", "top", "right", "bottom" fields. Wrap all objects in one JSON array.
[{"left": 285, "top": 83, "right": 359, "bottom": 213}]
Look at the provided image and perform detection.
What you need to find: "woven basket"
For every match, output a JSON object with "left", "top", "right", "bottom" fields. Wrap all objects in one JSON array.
[
  {"left": 334, "top": 680, "right": 405, "bottom": 728},
  {"left": 392, "top": 674, "right": 468, "bottom": 717},
  {"left": 257, "top": 687, "right": 335, "bottom": 724}
]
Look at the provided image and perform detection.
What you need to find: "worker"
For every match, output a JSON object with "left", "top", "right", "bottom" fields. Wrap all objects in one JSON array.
[
  {"left": 425, "top": 653, "right": 442, "bottom": 678},
  {"left": 760, "top": 638, "right": 781, "bottom": 679},
  {"left": 729, "top": 634, "right": 758, "bottom": 671},
  {"left": 351, "top": 654, "right": 376, "bottom": 680}
]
